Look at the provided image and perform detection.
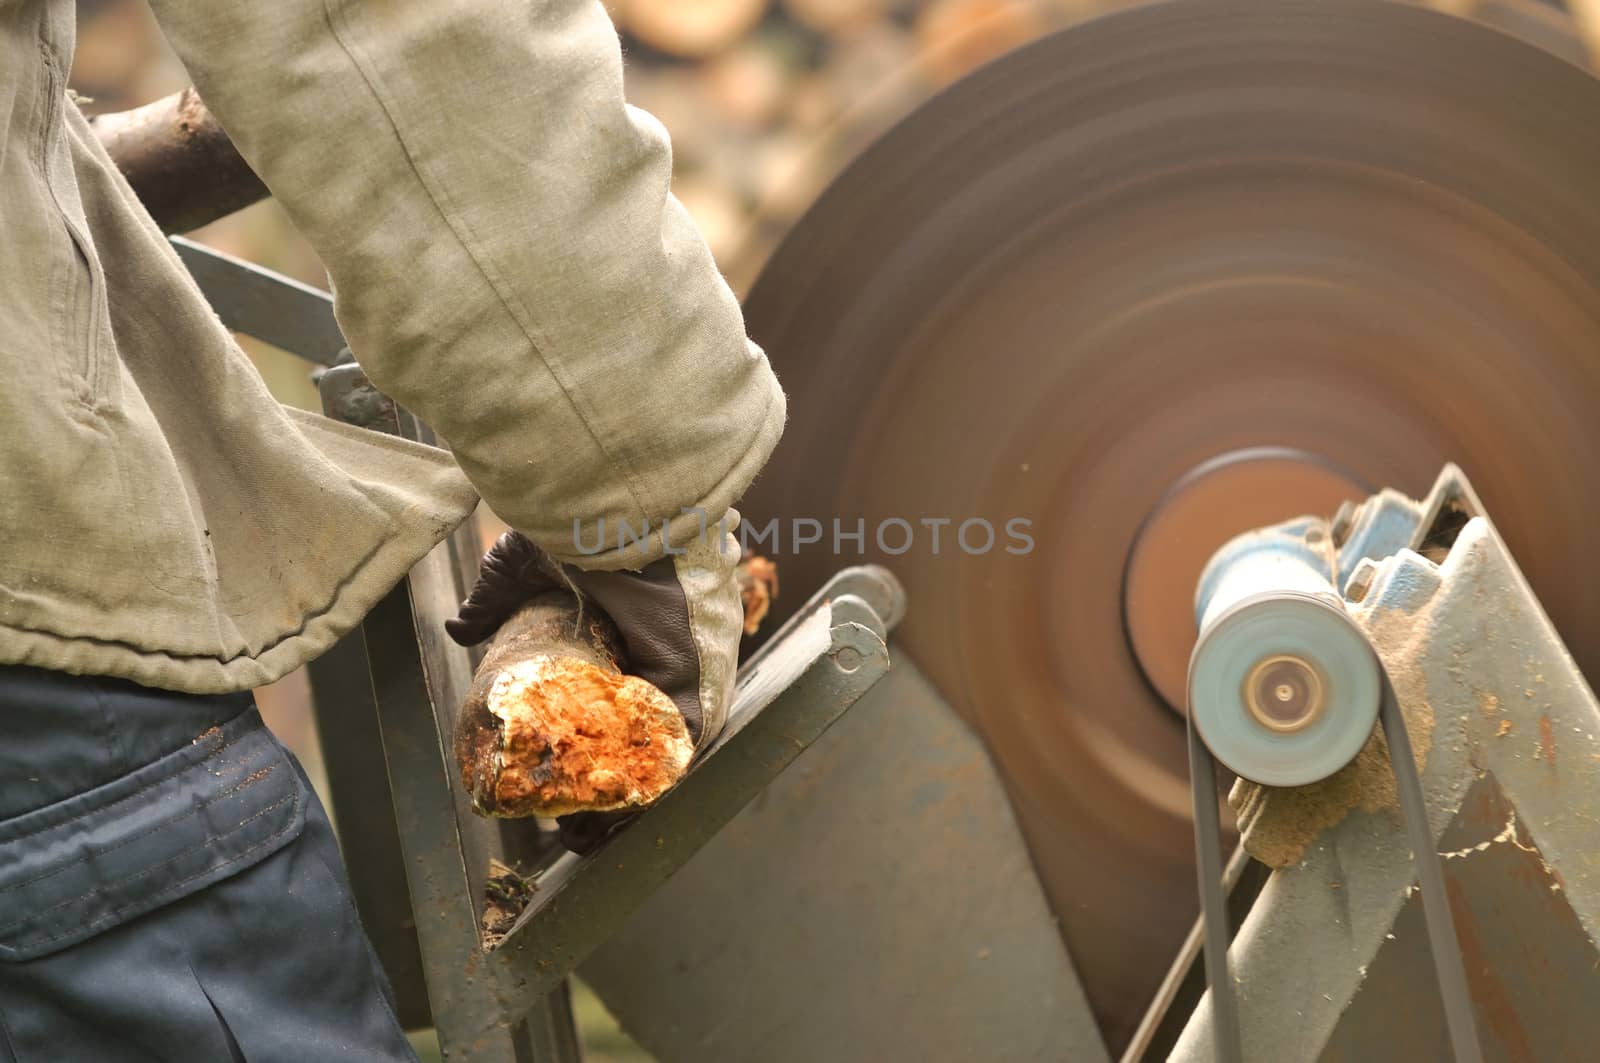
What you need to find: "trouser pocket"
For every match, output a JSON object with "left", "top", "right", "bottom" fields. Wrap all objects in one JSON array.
[{"left": 0, "top": 707, "right": 305, "bottom": 962}]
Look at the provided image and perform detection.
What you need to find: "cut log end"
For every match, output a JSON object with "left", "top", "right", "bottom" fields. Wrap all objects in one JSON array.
[
  {"left": 481, "top": 655, "right": 691, "bottom": 817},
  {"left": 455, "top": 592, "right": 693, "bottom": 818},
  {"left": 455, "top": 558, "right": 779, "bottom": 820}
]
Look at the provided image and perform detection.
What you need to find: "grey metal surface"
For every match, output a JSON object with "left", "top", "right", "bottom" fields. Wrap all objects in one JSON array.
[
  {"left": 1324, "top": 774, "right": 1600, "bottom": 1062},
  {"left": 303, "top": 627, "right": 433, "bottom": 1030},
  {"left": 1187, "top": 510, "right": 1480, "bottom": 1061},
  {"left": 490, "top": 575, "right": 901, "bottom": 1002},
  {"left": 1374, "top": 669, "right": 1483, "bottom": 1063},
  {"left": 1333, "top": 489, "right": 1424, "bottom": 595},
  {"left": 361, "top": 581, "right": 525, "bottom": 1055},
  {"left": 309, "top": 359, "right": 566, "bottom": 1059},
  {"left": 311, "top": 362, "right": 539, "bottom": 1055},
  {"left": 580, "top": 655, "right": 1110, "bottom": 1063},
  {"left": 512, "top": 983, "right": 584, "bottom": 1063},
  {"left": 1121, "top": 851, "right": 1268, "bottom": 1063},
  {"left": 171, "top": 236, "right": 345, "bottom": 364},
  {"left": 1172, "top": 466, "right": 1600, "bottom": 1061}
]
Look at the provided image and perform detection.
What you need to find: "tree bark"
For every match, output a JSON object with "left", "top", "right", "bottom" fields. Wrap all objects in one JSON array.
[{"left": 90, "top": 87, "right": 269, "bottom": 235}]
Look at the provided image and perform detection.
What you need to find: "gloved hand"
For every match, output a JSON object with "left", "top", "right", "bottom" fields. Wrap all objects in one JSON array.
[{"left": 446, "top": 514, "right": 745, "bottom": 850}]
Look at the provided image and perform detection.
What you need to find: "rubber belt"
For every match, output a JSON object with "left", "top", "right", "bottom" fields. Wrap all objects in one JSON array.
[{"left": 1188, "top": 648, "right": 1485, "bottom": 1063}]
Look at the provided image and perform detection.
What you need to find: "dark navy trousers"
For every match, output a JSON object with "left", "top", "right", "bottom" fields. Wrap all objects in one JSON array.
[{"left": 0, "top": 666, "right": 417, "bottom": 1061}]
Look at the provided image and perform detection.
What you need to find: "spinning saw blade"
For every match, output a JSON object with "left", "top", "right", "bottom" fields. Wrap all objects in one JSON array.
[{"left": 739, "top": 0, "right": 1600, "bottom": 1048}]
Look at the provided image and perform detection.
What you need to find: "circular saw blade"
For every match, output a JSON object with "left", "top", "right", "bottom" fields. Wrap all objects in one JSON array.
[{"left": 740, "top": 0, "right": 1600, "bottom": 1046}]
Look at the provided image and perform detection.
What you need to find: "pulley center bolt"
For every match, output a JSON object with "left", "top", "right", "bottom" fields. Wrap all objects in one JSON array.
[{"left": 1243, "top": 655, "right": 1325, "bottom": 732}]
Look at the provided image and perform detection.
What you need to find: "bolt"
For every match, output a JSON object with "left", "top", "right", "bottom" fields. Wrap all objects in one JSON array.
[{"left": 1330, "top": 500, "right": 1358, "bottom": 547}]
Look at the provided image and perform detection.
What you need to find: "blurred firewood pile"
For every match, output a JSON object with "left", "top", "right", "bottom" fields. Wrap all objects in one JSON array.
[
  {"left": 74, "top": 0, "right": 1598, "bottom": 297},
  {"left": 79, "top": 0, "right": 1128, "bottom": 292},
  {"left": 602, "top": 0, "right": 1139, "bottom": 289}
]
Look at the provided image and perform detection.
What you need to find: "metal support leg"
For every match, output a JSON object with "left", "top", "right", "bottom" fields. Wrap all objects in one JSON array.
[
  {"left": 305, "top": 627, "right": 433, "bottom": 1029},
  {"left": 316, "top": 364, "right": 574, "bottom": 1060}
]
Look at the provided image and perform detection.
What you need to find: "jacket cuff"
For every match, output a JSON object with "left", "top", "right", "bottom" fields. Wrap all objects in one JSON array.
[{"left": 542, "top": 368, "right": 786, "bottom": 571}]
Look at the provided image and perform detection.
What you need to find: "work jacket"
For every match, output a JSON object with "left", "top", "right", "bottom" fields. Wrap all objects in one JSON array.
[{"left": 0, "top": 0, "right": 787, "bottom": 694}]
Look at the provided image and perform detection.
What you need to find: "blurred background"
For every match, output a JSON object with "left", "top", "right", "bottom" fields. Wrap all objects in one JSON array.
[{"left": 66, "top": 0, "right": 1600, "bottom": 1058}]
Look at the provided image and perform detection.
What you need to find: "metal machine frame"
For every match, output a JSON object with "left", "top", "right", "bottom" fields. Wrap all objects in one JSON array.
[
  {"left": 175, "top": 237, "right": 903, "bottom": 1060},
  {"left": 1164, "top": 467, "right": 1600, "bottom": 1061}
]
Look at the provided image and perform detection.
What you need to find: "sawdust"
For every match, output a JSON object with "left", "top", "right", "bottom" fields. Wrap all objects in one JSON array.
[
  {"left": 1233, "top": 605, "right": 1433, "bottom": 869},
  {"left": 481, "top": 858, "right": 536, "bottom": 948}
]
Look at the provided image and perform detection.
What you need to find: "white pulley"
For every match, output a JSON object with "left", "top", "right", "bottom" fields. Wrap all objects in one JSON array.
[{"left": 1187, "top": 520, "right": 1380, "bottom": 786}]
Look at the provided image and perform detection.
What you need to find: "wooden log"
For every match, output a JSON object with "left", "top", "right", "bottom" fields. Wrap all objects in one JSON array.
[
  {"left": 1552, "top": 0, "right": 1600, "bottom": 67},
  {"left": 454, "top": 590, "right": 694, "bottom": 818},
  {"left": 915, "top": 0, "right": 1048, "bottom": 86},
  {"left": 783, "top": 0, "right": 891, "bottom": 35},
  {"left": 456, "top": 556, "right": 779, "bottom": 819},
  {"left": 614, "top": 0, "right": 769, "bottom": 59},
  {"left": 699, "top": 41, "right": 792, "bottom": 130},
  {"left": 671, "top": 170, "right": 747, "bottom": 261},
  {"left": 90, "top": 86, "right": 268, "bottom": 234}
]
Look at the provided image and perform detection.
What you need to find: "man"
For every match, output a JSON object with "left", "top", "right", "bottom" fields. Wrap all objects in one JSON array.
[{"left": 0, "top": 0, "right": 784, "bottom": 1057}]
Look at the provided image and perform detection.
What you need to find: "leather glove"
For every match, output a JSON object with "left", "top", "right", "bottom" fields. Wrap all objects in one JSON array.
[{"left": 446, "top": 513, "right": 745, "bottom": 849}]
